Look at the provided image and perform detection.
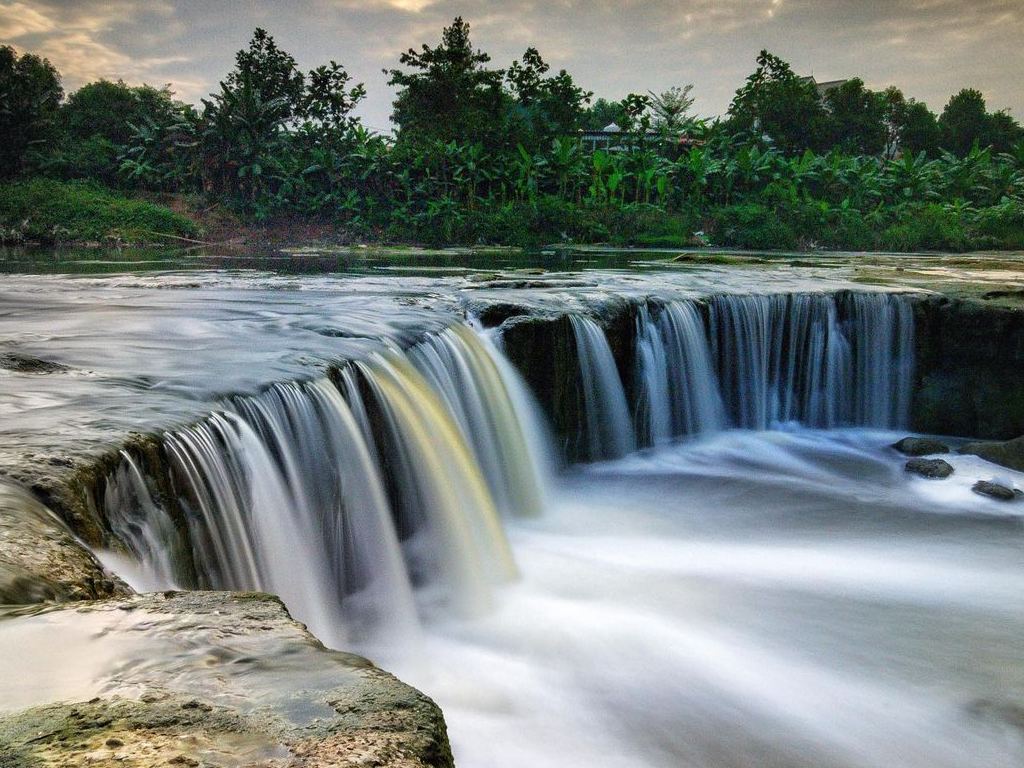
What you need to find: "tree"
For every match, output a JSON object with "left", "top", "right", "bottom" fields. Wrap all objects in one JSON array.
[
  {"left": 0, "top": 45, "right": 63, "bottom": 177},
  {"left": 726, "top": 51, "right": 829, "bottom": 154},
  {"left": 48, "top": 80, "right": 188, "bottom": 185},
  {"left": 881, "top": 88, "right": 940, "bottom": 158},
  {"left": 302, "top": 62, "right": 366, "bottom": 137},
  {"left": 648, "top": 85, "right": 695, "bottom": 136},
  {"left": 937, "top": 88, "right": 1021, "bottom": 156},
  {"left": 823, "top": 78, "right": 886, "bottom": 155},
  {"left": 582, "top": 98, "right": 627, "bottom": 131},
  {"left": 62, "top": 80, "right": 181, "bottom": 145},
  {"left": 986, "top": 110, "right": 1023, "bottom": 154},
  {"left": 506, "top": 47, "right": 591, "bottom": 152},
  {"left": 226, "top": 28, "right": 305, "bottom": 119},
  {"left": 386, "top": 17, "right": 506, "bottom": 148},
  {"left": 939, "top": 89, "right": 990, "bottom": 155}
]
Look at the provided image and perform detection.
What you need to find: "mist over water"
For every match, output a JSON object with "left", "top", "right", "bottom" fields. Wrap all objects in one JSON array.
[
  {"left": 385, "top": 429, "right": 1024, "bottom": 768},
  {"left": 79, "top": 287, "right": 1024, "bottom": 768}
]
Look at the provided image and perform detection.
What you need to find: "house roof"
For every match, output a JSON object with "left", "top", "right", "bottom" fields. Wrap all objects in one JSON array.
[{"left": 800, "top": 76, "right": 849, "bottom": 99}]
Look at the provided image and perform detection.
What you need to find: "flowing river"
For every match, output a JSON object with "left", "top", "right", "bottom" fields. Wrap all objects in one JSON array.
[{"left": 2, "top": 249, "right": 1023, "bottom": 767}]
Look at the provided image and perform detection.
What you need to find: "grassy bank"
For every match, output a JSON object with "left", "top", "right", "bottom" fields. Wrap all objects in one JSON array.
[
  {"left": 0, "top": 179, "right": 201, "bottom": 245},
  {"left": 3, "top": 179, "right": 1024, "bottom": 253}
]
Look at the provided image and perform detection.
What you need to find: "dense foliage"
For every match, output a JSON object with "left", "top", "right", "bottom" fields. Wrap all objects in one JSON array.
[{"left": 1, "top": 27, "right": 1023, "bottom": 250}]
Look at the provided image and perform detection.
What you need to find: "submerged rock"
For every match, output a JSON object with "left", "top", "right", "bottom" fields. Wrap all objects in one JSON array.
[
  {"left": 959, "top": 435, "right": 1024, "bottom": 472},
  {"left": 0, "top": 481, "right": 127, "bottom": 604},
  {"left": 971, "top": 480, "right": 1020, "bottom": 502},
  {"left": 0, "top": 591, "right": 454, "bottom": 767},
  {"left": 892, "top": 437, "right": 950, "bottom": 456},
  {"left": 905, "top": 458, "right": 955, "bottom": 479}
]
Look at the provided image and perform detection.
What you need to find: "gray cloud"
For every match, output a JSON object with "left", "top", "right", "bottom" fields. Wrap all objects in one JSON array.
[{"left": 1, "top": 0, "right": 1021, "bottom": 129}]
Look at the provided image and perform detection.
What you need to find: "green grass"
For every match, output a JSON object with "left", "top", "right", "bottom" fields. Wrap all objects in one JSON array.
[{"left": 0, "top": 179, "right": 200, "bottom": 244}]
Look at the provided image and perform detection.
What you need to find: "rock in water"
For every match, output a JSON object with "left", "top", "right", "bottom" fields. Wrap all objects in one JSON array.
[
  {"left": 972, "top": 480, "right": 1020, "bottom": 502},
  {"left": 892, "top": 437, "right": 950, "bottom": 456},
  {"left": 905, "top": 458, "right": 955, "bottom": 479},
  {"left": 959, "top": 435, "right": 1024, "bottom": 472},
  {"left": 0, "top": 592, "right": 454, "bottom": 768}
]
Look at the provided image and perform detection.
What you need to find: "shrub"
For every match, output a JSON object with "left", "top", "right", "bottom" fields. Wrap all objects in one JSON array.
[
  {"left": 710, "top": 203, "right": 798, "bottom": 250},
  {"left": 970, "top": 199, "right": 1024, "bottom": 248},
  {"left": 880, "top": 204, "right": 969, "bottom": 252}
]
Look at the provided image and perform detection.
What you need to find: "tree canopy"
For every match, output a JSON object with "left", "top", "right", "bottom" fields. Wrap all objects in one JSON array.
[
  {"left": 0, "top": 46, "right": 62, "bottom": 177},
  {"left": 386, "top": 17, "right": 506, "bottom": 148},
  {"left": 726, "top": 50, "right": 829, "bottom": 154}
]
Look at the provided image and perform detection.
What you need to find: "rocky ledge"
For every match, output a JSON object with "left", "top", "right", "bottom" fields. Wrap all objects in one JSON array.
[
  {"left": 0, "top": 591, "right": 453, "bottom": 767},
  {"left": 0, "top": 481, "right": 127, "bottom": 604}
]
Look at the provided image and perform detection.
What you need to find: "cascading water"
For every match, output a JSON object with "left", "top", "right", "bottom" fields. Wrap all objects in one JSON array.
[
  {"left": 101, "top": 323, "right": 542, "bottom": 646},
  {"left": 634, "top": 291, "right": 914, "bottom": 444},
  {"left": 569, "top": 315, "right": 636, "bottom": 460},
  {"left": 635, "top": 301, "right": 726, "bottom": 445},
  {"left": 81, "top": 288, "right": 1024, "bottom": 768}
]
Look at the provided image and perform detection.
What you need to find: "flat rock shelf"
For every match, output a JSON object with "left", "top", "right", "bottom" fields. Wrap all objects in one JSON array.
[{"left": 0, "top": 591, "right": 453, "bottom": 768}]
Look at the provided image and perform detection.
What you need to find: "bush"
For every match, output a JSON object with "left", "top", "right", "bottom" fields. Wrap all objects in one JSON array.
[
  {"left": 0, "top": 179, "right": 200, "bottom": 244},
  {"left": 710, "top": 203, "right": 798, "bottom": 250},
  {"left": 880, "top": 204, "right": 969, "bottom": 252},
  {"left": 970, "top": 199, "right": 1024, "bottom": 248}
]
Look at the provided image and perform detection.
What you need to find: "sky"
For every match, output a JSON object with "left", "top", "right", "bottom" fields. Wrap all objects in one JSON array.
[{"left": 2, "top": 0, "right": 1023, "bottom": 131}]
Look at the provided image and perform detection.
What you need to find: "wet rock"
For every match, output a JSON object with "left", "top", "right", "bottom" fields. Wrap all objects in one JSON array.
[
  {"left": 959, "top": 435, "right": 1024, "bottom": 472},
  {"left": 911, "top": 296, "right": 1024, "bottom": 440},
  {"left": 0, "top": 353, "right": 69, "bottom": 374},
  {"left": 905, "top": 458, "right": 955, "bottom": 479},
  {"left": 0, "top": 480, "right": 128, "bottom": 604},
  {"left": 0, "top": 591, "right": 453, "bottom": 768},
  {"left": 892, "top": 437, "right": 950, "bottom": 456},
  {"left": 971, "top": 480, "right": 1020, "bottom": 502}
]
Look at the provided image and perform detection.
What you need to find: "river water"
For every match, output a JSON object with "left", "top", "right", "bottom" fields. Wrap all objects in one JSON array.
[
  {"left": 2, "top": 248, "right": 1024, "bottom": 767},
  {"left": 387, "top": 428, "right": 1024, "bottom": 768}
]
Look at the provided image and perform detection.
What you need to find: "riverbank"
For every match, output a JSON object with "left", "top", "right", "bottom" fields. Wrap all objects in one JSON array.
[{"left": 3, "top": 179, "right": 1024, "bottom": 252}]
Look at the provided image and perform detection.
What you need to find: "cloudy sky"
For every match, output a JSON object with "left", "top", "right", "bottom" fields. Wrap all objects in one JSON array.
[{"left": 2, "top": 0, "right": 1022, "bottom": 131}]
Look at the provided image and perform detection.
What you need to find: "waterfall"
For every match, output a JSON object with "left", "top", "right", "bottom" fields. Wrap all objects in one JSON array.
[
  {"left": 97, "top": 291, "right": 914, "bottom": 647},
  {"left": 101, "top": 322, "right": 544, "bottom": 647},
  {"left": 636, "top": 302, "right": 725, "bottom": 445},
  {"left": 633, "top": 292, "right": 914, "bottom": 443},
  {"left": 569, "top": 315, "right": 636, "bottom": 460}
]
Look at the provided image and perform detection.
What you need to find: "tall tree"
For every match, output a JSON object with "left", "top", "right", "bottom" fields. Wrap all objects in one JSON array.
[
  {"left": 386, "top": 17, "right": 506, "bottom": 147},
  {"left": 226, "top": 28, "right": 305, "bottom": 119},
  {"left": 881, "top": 88, "right": 940, "bottom": 158},
  {"left": 0, "top": 45, "right": 63, "bottom": 177},
  {"left": 506, "top": 47, "right": 591, "bottom": 151},
  {"left": 725, "top": 50, "right": 829, "bottom": 154},
  {"left": 939, "top": 89, "right": 990, "bottom": 155},
  {"left": 823, "top": 78, "right": 886, "bottom": 155},
  {"left": 648, "top": 85, "right": 695, "bottom": 136},
  {"left": 938, "top": 88, "right": 1021, "bottom": 155}
]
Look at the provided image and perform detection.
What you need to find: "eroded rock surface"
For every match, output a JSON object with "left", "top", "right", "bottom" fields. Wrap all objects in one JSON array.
[
  {"left": 905, "top": 458, "right": 955, "bottom": 479},
  {"left": 0, "top": 481, "right": 127, "bottom": 604},
  {"left": 959, "top": 435, "right": 1024, "bottom": 473},
  {"left": 0, "top": 592, "right": 453, "bottom": 768},
  {"left": 892, "top": 437, "right": 950, "bottom": 456},
  {"left": 971, "top": 480, "right": 1020, "bottom": 502}
]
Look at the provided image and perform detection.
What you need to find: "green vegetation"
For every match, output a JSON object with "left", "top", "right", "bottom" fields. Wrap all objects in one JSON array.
[
  {"left": 0, "top": 179, "right": 199, "bottom": 244},
  {"left": 2, "top": 20, "right": 1023, "bottom": 250}
]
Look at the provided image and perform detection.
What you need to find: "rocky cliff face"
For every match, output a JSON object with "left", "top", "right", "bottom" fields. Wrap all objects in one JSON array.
[{"left": 911, "top": 295, "right": 1024, "bottom": 439}]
